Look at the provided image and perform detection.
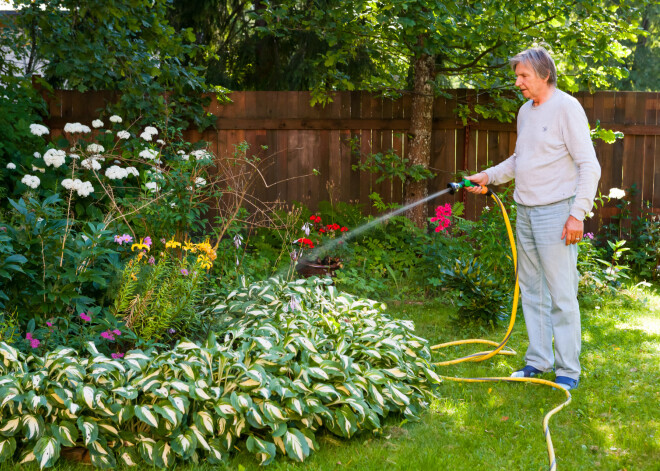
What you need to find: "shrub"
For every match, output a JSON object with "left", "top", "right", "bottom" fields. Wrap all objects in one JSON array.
[{"left": 0, "top": 277, "right": 439, "bottom": 468}]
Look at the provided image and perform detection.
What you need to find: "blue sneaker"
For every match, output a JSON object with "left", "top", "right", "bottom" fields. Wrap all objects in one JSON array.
[
  {"left": 554, "top": 376, "right": 579, "bottom": 391},
  {"left": 510, "top": 365, "right": 543, "bottom": 378}
]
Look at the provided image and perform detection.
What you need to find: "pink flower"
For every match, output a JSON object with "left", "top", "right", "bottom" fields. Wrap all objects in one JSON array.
[
  {"left": 148, "top": 256, "right": 155, "bottom": 265},
  {"left": 143, "top": 236, "right": 152, "bottom": 247},
  {"left": 101, "top": 331, "right": 115, "bottom": 341},
  {"left": 584, "top": 232, "right": 594, "bottom": 240},
  {"left": 26, "top": 332, "right": 33, "bottom": 340},
  {"left": 180, "top": 268, "right": 189, "bottom": 276},
  {"left": 30, "top": 339, "right": 40, "bottom": 349},
  {"left": 112, "top": 329, "right": 122, "bottom": 336},
  {"left": 111, "top": 353, "right": 124, "bottom": 359},
  {"left": 80, "top": 312, "right": 91, "bottom": 322},
  {"left": 46, "top": 321, "right": 53, "bottom": 327},
  {"left": 114, "top": 234, "right": 133, "bottom": 245}
]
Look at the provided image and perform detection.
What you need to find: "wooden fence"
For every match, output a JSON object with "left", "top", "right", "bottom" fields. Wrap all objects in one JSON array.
[{"left": 43, "top": 90, "right": 660, "bottom": 231}]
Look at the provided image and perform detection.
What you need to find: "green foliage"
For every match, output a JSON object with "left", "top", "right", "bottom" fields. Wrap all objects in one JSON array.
[
  {"left": 0, "top": 277, "right": 439, "bottom": 468},
  {"left": 112, "top": 244, "right": 211, "bottom": 342},
  {"left": 7, "top": 0, "right": 222, "bottom": 129},
  {"left": 590, "top": 120, "right": 625, "bottom": 144},
  {"left": 1, "top": 195, "right": 120, "bottom": 321},
  {"left": 350, "top": 137, "right": 434, "bottom": 184}
]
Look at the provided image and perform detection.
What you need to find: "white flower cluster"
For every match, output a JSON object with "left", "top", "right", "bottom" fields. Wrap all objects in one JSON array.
[
  {"left": 86, "top": 143, "right": 105, "bottom": 154},
  {"left": 64, "top": 122, "right": 91, "bottom": 134},
  {"left": 140, "top": 126, "right": 158, "bottom": 141},
  {"left": 116, "top": 130, "right": 130, "bottom": 140},
  {"left": 34, "top": 152, "right": 41, "bottom": 159},
  {"left": 21, "top": 174, "right": 40, "bottom": 188},
  {"left": 139, "top": 148, "right": 159, "bottom": 160},
  {"left": 32, "top": 165, "right": 45, "bottom": 174},
  {"left": 92, "top": 119, "right": 104, "bottom": 128},
  {"left": 195, "top": 177, "right": 206, "bottom": 187},
  {"left": 608, "top": 188, "right": 626, "bottom": 199},
  {"left": 69, "top": 154, "right": 80, "bottom": 160},
  {"left": 109, "top": 115, "right": 122, "bottom": 123},
  {"left": 145, "top": 182, "right": 160, "bottom": 192},
  {"left": 178, "top": 150, "right": 190, "bottom": 161},
  {"left": 6, "top": 163, "right": 16, "bottom": 170},
  {"left": 62, "top": 178, "right": 94, "bottom": 197},
  {"left": 43, "top": 148, "right": 66, "bottom": 168},
  {"left": 191, "top": 149, "right": 212, "bottom": 161},
  {"left": 30, "top": 124, "right": 49, "bottom": 137},
  {"left": 105, "top": 165, "right": 139, "bottom": 180},
  {"left": 81, "top": 158, "right": 102, "bottom": 171}
]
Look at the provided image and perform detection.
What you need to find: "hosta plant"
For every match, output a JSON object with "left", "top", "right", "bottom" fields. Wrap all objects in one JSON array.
[{"left": 0, "top": 277, "right": 439, "bottom": 468}]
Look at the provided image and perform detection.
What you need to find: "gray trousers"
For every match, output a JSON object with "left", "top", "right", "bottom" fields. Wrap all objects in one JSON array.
[{"left": 516, "top": 198, "right": 581, "bottom": 380}]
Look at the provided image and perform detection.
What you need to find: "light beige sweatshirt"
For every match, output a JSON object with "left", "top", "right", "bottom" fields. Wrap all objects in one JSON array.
[{"left": 483, "top": 89, "right": 601, "bottom": 221}]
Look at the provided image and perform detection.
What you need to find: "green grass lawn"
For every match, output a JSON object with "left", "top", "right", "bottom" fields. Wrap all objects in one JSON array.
[{"left": 4, "top": 286, "right": 659, "bottom": 471}]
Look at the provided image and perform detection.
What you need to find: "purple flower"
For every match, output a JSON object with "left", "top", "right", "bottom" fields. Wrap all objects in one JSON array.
[
  {"left": 80, "top": 312, "right": 91, "bottom": 322},
  {"left": 143, "top": 236, "right": 152, "bottom": 248},
  {"left": 26, "top": 332, "right": 33, "bottom": 340},
  {"left": 46, "top": 321, "right": 53, "bottom": 327},
  {"left": 113, "top": 329, "right": 122, "bottom": 336},
  {"left": 111, "top": 353, "right": 125, "bottom": 359},
  {"left": 114, "top": 234, "right": 133, "bottom": 245},
  {"left": 30, "top": 339, "right": 40, "bottom": 349},
  {"left": 180, "top": 268, "right": 189, "bottom": 276},
  {"left": 584, "top": 232, "right": 594, "bottom": 240},
  {"left": 168, "top": 328, "right": 176, "bottom": 334},
  {"left": 148, "top": 256, "right": 155, "bottom": 265},
  {"left": 101, "top": 331, "right": 115, "bottom": 341},
  {"left": 160, "top": 238, "right": 167, "bottom": 244}
]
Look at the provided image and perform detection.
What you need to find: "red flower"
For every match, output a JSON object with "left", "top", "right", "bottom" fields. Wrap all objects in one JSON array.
[
  {"left": 340, "top": 227, "right": 348, "bottom": 232},
  {"left": 310, "top": 216, "right": 316, "bottom": 221},
  {"left": 296, "top": 238, "right": 315, "bottom": 248},
  {"left": 319, "top": 228, "right": 326, "bottom": 233}
]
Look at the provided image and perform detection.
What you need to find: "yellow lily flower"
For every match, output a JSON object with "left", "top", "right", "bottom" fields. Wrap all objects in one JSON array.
[
  {"left": 183, "top": 241, "right": 197, "bottom": 253},
  {"left": 166, "top": 239, "right": 181, "bottom": 249},
  {"left": 131, "top": 239, "right": 150, "bottom": 252},
  {"left": 197, "top": 254, "right": 213, "bottom": 270}
]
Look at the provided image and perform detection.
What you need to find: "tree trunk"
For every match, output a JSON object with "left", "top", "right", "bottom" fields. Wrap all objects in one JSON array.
[{"left": 405, "top": 51, "right": 435, "bottom": 228}]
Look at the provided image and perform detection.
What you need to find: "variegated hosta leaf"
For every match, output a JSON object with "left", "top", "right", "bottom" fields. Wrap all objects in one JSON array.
[
  {"left": 283, "top": 428, "right": 310, "bottom": 462},
  {"left": 88, "top": 438, "right": 117, "bottom": 469},
  {"left": 33, "top": 435, "right": 60, "bottom": 469},
  {"left": 170, "top": 428, "right": 197, "bottom": 460},
  {"left": 0, "top": 416, "right": 21, "bottom": 437},
  {"left": 0, "top": 437, "right": 17, "bottom": 463},
  {"left": 77, "top": 417, "right": 99, "bottom": 446},
  {"left": 193, "top": 410, "right": 214, "bottom": 435},
  {"left": 117, "top": 446, "right": 139, "bottom": 467},
  {"left": 50, "top": 422, "right": 78, "bottom": 447},
  {"left": 246, "top": 435, "right": 277, "bottom": 466},
  {"left": 134, "top": 405, "right": 159, "bottom": 428},
  {"left": 154, "top": 440, "right": 175, "bottom": 468},
  {"left": 21, "top": 414, "right": 45, "bottom": 441}
]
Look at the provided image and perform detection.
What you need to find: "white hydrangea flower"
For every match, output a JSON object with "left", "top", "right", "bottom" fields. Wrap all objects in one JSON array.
[
  {"left": 195, "top": 177, "right": 206, "bottom": 187},
  {"left": 126, "top": 167, "right": 139, "bottom": 177},
  {"left": 139, "top": 131, "right": 153, "bottom": 141},
  {"left": 31, "top": 165, "right": 46, "bottom": 174},
  {"left": 177, "top": 150, "right": 185, "bottom": 154},
  {"left": 105, "top": 165, "right": 130, "bottom": 180},
  {"left": 109, "top": 115, "right": 122, "bottom": 123},
  {"left": 81, "top": 158, "right": 102, "bottom": 171},
  {"left": 68, "top": 154, "right": 79, "bottom": 160},
  {"left": 156, "top": 139, "right": 165, "bottom": 145},
  {"left": 608, "top": 188, "right": 626, "bottom": 199},
  {"left": 64, "top": 122, "right": 91, "bottom": 134},
  {"left": 86, "top": 143, "right": 105, "bottom": 154},
  {"left": 139, "top": 148, "right": 159, "bottom": 160},
  {"left": 191, "top": 149, "right": 212, "bottom": 161},
  {"left": 21, "top": 174, "right": 41, "bottom": 188},
  {"left": 116, "top": 130, "right": 130, "bottom": 140},
  {"left": 6, "top": 163, "right": 16, "bottom": 170},
  {"left": 61, "top": 178, "right": 94, "bottom": 196},
  {"left": 144, "top": 126, "right": 158, "bottom": 136},
  {"left": 180, "top": 154, "right": 189, "bottom": 161},
  {"left": 77, "top": 181, "right": 94, "bottom": 197},
  {"left": 33, "top": 152, "right": 41, "bottom": 159},
  {"left": 145, "top": 181, "right": 160, "bottom": 192},
  {"left": 29, "top": 124, "right": 49, "bottom": 136},
  {"left": 43, "top": 148, "right": 67, "bottom": 168},
  {"left": 92, "top": 119, "right": 104, "bottom": 128},
  {"left": 61, "top": 178, "right": 74, "bottom": 190}
]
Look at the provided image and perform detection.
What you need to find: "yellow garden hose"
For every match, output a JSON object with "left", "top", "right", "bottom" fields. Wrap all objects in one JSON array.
[{"left": 431, "top": 190, "right": 572, "bottom": 471}]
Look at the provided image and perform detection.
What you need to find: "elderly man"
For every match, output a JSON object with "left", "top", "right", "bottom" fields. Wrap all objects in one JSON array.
[{"left": 466, "top": 47, "right": 601, "bottom": 391}]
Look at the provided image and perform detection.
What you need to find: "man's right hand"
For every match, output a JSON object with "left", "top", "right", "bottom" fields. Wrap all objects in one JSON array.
[{"left": 465, "top": 172, "right": 489, "bottom": 194}]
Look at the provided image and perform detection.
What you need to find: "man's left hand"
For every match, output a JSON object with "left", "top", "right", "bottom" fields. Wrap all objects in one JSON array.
[{"left": 561, "top": 216, "right": 583, "bottom": 245}]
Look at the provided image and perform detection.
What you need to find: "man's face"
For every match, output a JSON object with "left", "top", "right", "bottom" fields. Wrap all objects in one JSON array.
[{"left": 514, "top": 61, "right": 550, "bottom": 103}]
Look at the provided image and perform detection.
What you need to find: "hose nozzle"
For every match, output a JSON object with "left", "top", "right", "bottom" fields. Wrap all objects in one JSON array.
[{"left": 447, "top": 178, "right": 491, "bottom": 196}]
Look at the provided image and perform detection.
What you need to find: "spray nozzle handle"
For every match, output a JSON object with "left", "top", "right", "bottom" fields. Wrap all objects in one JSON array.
[{"left": 447, "top": 178, "right": 492, "bottom": 196}]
